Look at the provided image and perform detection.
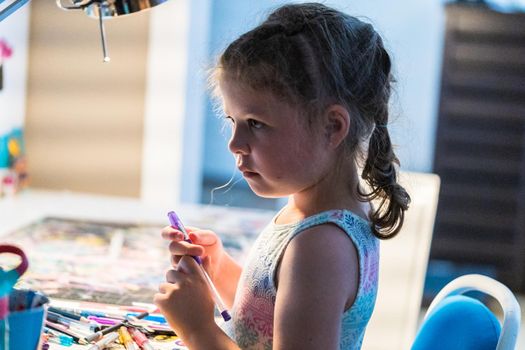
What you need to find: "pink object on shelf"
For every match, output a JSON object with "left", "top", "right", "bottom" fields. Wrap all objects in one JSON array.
[{"left": 0, "top": 40, "right": 13, "bottom": 60}]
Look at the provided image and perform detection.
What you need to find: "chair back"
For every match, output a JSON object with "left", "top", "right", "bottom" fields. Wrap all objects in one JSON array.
[
  {"left": 413, "top": 274, "right": 521, "bottom": 350},
  {"left": 363, "top": 172, "right": 441, "bottom": 349}
]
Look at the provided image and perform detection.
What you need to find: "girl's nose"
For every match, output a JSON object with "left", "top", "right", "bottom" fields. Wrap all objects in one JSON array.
[{"left": 228, "top": 126, "right": 250, "bottom": 155}]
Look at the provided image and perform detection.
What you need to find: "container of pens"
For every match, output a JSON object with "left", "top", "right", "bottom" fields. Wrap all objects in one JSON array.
[{"left": 6, "top": 288, "right": 49, "bottom": 350}]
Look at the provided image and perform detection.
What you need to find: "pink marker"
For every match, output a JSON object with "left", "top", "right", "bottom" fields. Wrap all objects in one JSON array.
[
  {"left": 167, "top": 211, "right": 231, "bottom": 321},
  {"left": 128, "top": 327, "right": 154, "bottom": 350}
]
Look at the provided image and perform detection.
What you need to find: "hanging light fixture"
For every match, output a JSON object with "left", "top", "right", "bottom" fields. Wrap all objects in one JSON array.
[{"left": 0, "top": 0, "right": 170, "bottom": 62}]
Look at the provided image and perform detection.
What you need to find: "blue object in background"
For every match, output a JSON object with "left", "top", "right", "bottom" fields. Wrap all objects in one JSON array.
[
  {"left": 412, "top": 295, "right": 501, "bottom": 350},
  {"left": 0, "top": 134, "right": 9, "bottom": 169},
  {"left": 482, "top": 0, "right": 525, "bottom": 12},
  {"left": 8, "top": 128, "right": 25, "bottom": 158}
]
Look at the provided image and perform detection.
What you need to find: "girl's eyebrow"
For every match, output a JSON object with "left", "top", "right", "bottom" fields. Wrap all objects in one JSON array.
[
  {"left": 223, "top": 109, "right": 263, "bottom": 120},
  {"left": 223, "top": 100, "right": 269, "bottom": 118}
]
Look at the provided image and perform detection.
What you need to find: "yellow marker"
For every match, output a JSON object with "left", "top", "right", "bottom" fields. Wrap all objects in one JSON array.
[{"left": 118, "top": 326, "right": 139, "bottom": 350}]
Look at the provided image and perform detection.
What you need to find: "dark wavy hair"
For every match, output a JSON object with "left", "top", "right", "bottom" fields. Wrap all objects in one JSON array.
[{"left": 211, "top": 3, "right": 410, "bottom": 239}]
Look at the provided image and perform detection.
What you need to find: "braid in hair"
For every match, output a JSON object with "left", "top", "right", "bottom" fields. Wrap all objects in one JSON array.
[{"left": 359, "top": 45, "right": 411, "bottom": 239}]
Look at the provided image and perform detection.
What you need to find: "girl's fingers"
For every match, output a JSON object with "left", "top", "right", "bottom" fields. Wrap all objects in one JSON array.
[
  {"left": 161, "top": 226, "right": 218, "bottom": 250},
  {"left": 188, "top": 230, "right": 218, "bottom": 246},
  {"left": 168, "top": 240, "right": 205, "bottom": 257},
  {"left": 166, "top": 269, "right": 184, "bottom": 284},
  {"left": 161, "top": 225, "right": 199, "bottom": 239},
  {"left": 161, "top": 226, "right": 184, "bottom": 240},
  {"left": 171, "top": 254, "right": 181, "bottom": 267},
  {"left": 158, "top": 282, "right": 172, "bottom": 293},
  {"left": 178, "top": 255, "right": 204, "bottom": 277}
]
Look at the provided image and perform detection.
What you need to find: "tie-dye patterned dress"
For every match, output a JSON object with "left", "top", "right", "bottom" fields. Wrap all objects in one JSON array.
[{"left": 219, "top": 209, "right": 379, "bottom": 350}]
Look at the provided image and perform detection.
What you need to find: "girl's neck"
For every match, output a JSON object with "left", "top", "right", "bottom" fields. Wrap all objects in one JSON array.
[{"left": 276, "top": 163, "right": 370, "bottom": 225}]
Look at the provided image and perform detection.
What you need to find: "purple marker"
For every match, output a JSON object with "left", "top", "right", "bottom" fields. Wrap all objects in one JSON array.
[
  {"left": 87, "top": 315, "right": 120, "bottom": 326},
  {"left": 167, "top": 211, "right": 231, "bottom": 322}
]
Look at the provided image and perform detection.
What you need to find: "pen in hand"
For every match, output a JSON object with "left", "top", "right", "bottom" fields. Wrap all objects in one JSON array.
[{"left": 167, "top": 211, "right": 231, "bottom": 322}]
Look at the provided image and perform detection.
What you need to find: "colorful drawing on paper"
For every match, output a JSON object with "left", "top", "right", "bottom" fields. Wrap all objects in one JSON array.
[{"left": 0, "top": 212, "right": 270, "bottom": 307}]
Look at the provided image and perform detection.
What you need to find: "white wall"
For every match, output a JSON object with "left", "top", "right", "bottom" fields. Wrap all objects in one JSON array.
[
  {"left": 202, "top": 0, "right": 446, "bottom": 183},
  {"left": 141, "top": 0, "right": 212, "bottom": 206},
  {"left": 340, "top": 0, "right": 445, "bottom": 172},
  {"left": 203, "top": 0, "right": 290, "bottom": 182},
  {"left": 0, "top": 4, "right": 30, "bottom": 134}
]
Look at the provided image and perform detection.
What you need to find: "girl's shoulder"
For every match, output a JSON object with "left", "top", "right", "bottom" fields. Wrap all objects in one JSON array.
[
  {"left": 263, "top": 208, "right": 377, "bottom": 262},
  {"left": 286, "top": 209, "right": 374, "bottom": 240}
]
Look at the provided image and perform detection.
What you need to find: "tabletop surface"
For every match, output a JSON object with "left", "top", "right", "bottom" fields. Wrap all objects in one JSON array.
[{"left": 0, "top": 189, "right": 274, "bottom": 350}]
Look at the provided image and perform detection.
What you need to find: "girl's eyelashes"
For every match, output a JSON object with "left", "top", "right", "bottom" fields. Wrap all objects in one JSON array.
[
  {"left": 224, "top": 115, "right": 265, "bottom": 130},
  {"left": 248, "top": 119, "right": 264, "bottom": 129}
]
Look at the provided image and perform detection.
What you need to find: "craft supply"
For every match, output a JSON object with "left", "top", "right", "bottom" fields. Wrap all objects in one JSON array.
[
  {"left": 80, "top": 310, "right": 126, "bottom": 320},
  {"left": 127, "top": 312, "right": 166, "bottom": 324},
  {"left": 128, "top": 327, "right": 155, "bottom": 350},
  {"left": 9, "top": 289, "right": 49, "bottom": 311},
  {"left": 46, "top": 318, "right": 92, "bottom": 338},
  {"left": 0, "top": 244, "right": 29, "bottom": 349},
  {"left": 29, "top": 291, "right": 49, "bottom": 308},
  {"left": 87, "top": 315, "right": 120, "bottom": 326},
  {"left": 47, "top": 311, "right": 100, "bottom": 332},
  {"left": 44, "top": 327, "right": 74, "bottom": 346},
  {"left": 87, "top": 332, "right": 119, "bottom": 350},
  {"left": 45, "top": 320, "right": 82, "bottom": 343},
  {"left": 118, "top": 326, "right": 139, "bottom": 350},
  {"left": 49, "top": 301, "right": 149, "bottom": 320},
  {"left": 167, "top": 211, "right": 231, "bottom": 321},
  {"left": 81, "top": 312, "right": 149, "bottom": 344},
  {"left": 44, "top": 327, "right": 73, "bottom": 346},
  {"left": 147, "top": 323, "right": 176, "bottom": 335},
  {"left": 48, "top": 306, "right": 92, "bottom": 323}
]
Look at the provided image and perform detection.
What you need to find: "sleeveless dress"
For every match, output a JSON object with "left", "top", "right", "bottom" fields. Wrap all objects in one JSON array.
[{"left": 219, "top": 209, "right": 380, "bottom": 350}]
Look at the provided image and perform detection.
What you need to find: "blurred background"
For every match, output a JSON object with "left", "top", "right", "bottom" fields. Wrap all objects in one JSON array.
[{"left": 1, "top": 0, "right": 524, "bottom": 341}]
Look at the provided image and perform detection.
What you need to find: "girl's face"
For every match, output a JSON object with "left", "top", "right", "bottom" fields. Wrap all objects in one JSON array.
[{"left": 219, "top": 78, "right": 333, "bottom": 198}]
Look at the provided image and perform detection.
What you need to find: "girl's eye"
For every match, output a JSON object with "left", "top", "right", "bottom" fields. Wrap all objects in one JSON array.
[
  {"left": 248, "top": 119, "right": 264, "bottom": 129},
  {"left": 225, "top": 115, "right": 234, "bottom": 124}
]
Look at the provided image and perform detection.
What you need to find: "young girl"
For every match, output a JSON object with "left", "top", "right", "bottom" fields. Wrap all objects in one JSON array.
[{"left": 154, "top": 3, "right": 410, "bottom": 349}]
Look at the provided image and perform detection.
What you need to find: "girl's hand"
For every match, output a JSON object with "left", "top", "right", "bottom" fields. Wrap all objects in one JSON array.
[
  {"left": 154, "top": 256, "right": 216, "bottom": 340},
  {"left": 161, "top": 226, "right": 225, "bottom": 279}
]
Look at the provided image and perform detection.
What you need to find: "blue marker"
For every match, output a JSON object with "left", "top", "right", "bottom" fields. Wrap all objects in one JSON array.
[
  {"left": 168, "top": 211, "right": 231, "bottom": 322},
  {"left": 126, "top": 312, "right": 166, "bottom": 324}
]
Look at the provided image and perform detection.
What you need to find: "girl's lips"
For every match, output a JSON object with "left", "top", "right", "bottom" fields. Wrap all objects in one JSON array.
[
  {"left": 238, "top": 164, "right": 258, "bottom": 178},
  {"left": 242, "top": 171, "right": 258, "bottom": 178}
]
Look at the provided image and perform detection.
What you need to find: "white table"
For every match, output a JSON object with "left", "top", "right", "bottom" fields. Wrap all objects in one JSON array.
[{"left": 0, "top": 190, "right": 274, "bottom": 238}]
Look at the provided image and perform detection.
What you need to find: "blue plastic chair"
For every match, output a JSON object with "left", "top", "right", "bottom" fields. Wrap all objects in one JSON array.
[{"left": 412, "top": 274, "right": 521, "bottom": 350}]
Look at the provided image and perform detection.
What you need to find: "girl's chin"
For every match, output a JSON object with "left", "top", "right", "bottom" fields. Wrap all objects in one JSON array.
[{"left": 246, "top": 181, "right": 288, "bottom": 199}]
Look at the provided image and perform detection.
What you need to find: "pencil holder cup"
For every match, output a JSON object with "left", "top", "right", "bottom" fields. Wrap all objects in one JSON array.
[{"left": 6, "top": 289, "right": 48, "bottom": 350}]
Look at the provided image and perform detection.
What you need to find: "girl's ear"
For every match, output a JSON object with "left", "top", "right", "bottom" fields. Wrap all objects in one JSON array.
[{"left": 323, "top": 104, "right": 350, "bottom": 149}]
